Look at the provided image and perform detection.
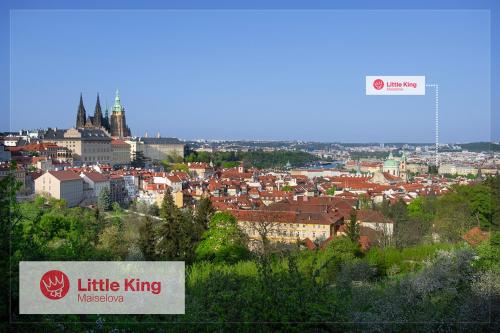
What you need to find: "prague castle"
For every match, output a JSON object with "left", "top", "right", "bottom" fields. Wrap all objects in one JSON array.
[
  {"left": 76, "top": 90, "right": 131, "bottom": 138},
  {"left": 42, "top": 90, "right": 184, "bottom": 165}
]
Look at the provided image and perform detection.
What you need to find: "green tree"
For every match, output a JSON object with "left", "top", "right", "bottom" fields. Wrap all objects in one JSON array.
[
  {"left": 138, "top": 216, "right": 157, "bottom": 260},
  {"left": 325, "top": 186, "right": 336, "bottom": 196},
  {"left": 131, "top": 150, "right": 146, "bottom": 168},
  {"left": 222, "top": 161, "right": 240, "bottom": 168},
  {"left": 0, "top": 164, "right": 21, "bottom": 321},
  {"left": 148, "top": 202, "right": 160, "bottom": 216},
  {"left": 164, "top": 153, "right": 184, "bottom": 163},
  {"left": 161, "top": 161, "right": 189, "bottom": 173},
  {"left": 378, "top": 198, "right": 391, "bottom": 217},
  {"left": 345, "top": 209, "right": 360, "bottom": 242},
  {"left": 384, "top": 198, "right": 425, "bottom": 248},
  {"left": 428, "top": 165, "right": 439, "bottom": 175},
  {"left": 403, "top": 196, "right": 436, "bottom": 245},
  {"left": 98, "top": 187, "right": 112, "bottom": 211},
  {"left": 281, "top": 185, "right": 293, "bottom": 192},
  {"left": 485, "top": 175, "right": 500, "bottom": 230},
  {"left": 454, "top": 183, "right": 492, "bottom": 229},
  {"left": 97, "top": 224, "right": 128, "bottom": 259},
  {"left": 157, "top": 190, "right": 196, "bottom": 262},
  {"left": 358, "top": 193, "right": 371, "bottom": 209},
  {"left": 160, "top": 189, "right": 176, "bottom": 220},
  {"left": 195, "top": 212, "right": 250, "bottom": 263},
  {"left": 111, "top": 201, "right": 122, "bottom": 214},
  {"left": 194, "top": 197, "right": 214, "bottom": 231},
  {"left": 407, "top": 196, "right": 436, "bottom": 223},
  {"left": 434, "top": 191, "right": 476, "bottom": 242}
]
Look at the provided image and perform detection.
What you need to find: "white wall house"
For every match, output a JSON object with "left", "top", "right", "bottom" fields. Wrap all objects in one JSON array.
[
  {"left": 80, "top": 172, "right": 110, "bottom": 202},
  {"left": 35, "top": 171, "right": 84, "bottom": 207}
]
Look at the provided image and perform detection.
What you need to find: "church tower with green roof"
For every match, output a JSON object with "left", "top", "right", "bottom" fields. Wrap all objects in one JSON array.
[{"left": 109, "top": 89, "right": 132, "bottom": 138}]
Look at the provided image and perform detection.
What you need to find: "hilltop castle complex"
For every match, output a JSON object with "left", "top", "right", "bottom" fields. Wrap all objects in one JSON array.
[{"left": 76, "top": 90, "right": 131, "bottom": 138}]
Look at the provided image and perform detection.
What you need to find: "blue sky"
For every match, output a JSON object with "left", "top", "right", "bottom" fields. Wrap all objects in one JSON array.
[{"left": 2, "top": 1, "right": 498, "bottom": 143}]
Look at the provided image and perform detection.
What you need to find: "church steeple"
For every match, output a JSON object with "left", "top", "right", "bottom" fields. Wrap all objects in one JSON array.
[
  {"left": 76, "top": 93, "right": 86, "bottom": 128},
  {"left": 109, "top": 89, "right": 131, "bottom": 138},
  {"left": 93, "top": 93, "right": 103, "bottom": 128},
  {"left": 113, "top": 89, "right": 122, "bottom": 113}
]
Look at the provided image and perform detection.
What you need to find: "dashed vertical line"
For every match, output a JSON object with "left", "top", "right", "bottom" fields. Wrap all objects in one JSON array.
[
  {"left": 435, "top": 85, "right": 439, "bottom": 167},
  {"left": 426, "top": 84, "right": 439, "bottom": 167}
]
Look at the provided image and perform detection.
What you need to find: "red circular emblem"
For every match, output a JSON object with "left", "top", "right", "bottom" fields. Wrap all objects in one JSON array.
[
  {"left": 373, "top": 79, "right": 384, "bottom": 90},
  {"left": 40, "top": 270, "right": 70, "bottom": 300}
]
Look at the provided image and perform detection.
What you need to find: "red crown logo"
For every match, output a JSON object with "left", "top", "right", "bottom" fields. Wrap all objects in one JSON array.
[
  {"left": 373, "top": 79, "right": 384, "bottom": 90},
  {"left": 40, "top": 270, "right": 70, "bottom": 300}
]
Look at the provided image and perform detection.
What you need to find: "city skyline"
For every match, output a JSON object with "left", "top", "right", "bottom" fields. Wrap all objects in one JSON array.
[
  {"left": 8, "top": 9, "right": 492, "bottom": 142},
  {"left": 8, "top": 89, "right": 494, "bottom": 145}
]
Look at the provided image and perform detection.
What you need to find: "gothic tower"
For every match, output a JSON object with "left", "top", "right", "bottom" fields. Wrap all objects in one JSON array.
[
  {"left": 93, "top": 94, "right": 103, "bottom": 128},
  {"left": 76, "top": 93, "right": 86, "bottom": 128},
  {"left": 110, "top": 89, "right": 131, "bottom": 138}
]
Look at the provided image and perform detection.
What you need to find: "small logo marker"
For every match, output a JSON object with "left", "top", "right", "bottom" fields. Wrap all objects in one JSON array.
[{"left": 40, "top": 270, "right": 70, "bottom": 300}]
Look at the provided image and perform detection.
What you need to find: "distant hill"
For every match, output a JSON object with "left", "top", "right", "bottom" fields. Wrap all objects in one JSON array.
[{"left": 459, "top": 142, "right": 500, "bottom": 152}]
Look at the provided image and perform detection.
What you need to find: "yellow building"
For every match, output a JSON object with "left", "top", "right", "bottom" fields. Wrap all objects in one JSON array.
[
  {"left": 154, "top": 190, "right": 184, "bottom": 208},
  {"left": 34, "top": 170, "right": 84, "bottom": 207},
  {"left": 126, "top": 137, "right": 185, "bottom": 162},
  {"left": 44, "top": 128, "right": 112, "bottom": 165},
  {"left": 232, "top": 210, "right": 343, "bottom": 243},
  {"left": 111, "top": 139, "right": 131, "bottom": 165}
]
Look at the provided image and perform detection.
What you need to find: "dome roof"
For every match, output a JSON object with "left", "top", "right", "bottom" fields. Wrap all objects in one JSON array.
[
  {"left": 384, "top": 159, "right": 399, "bottom": 168},
  {"left": 383, "top": 152, "right": 399, "bottom": 168}
]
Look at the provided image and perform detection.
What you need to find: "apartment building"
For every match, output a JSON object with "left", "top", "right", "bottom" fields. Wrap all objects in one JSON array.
[
  {"left": 43, "top": 128, "right": 112, "bottom": 165},
  {"left": 34, "top": 170, "right": 84, "bottom": 207}
]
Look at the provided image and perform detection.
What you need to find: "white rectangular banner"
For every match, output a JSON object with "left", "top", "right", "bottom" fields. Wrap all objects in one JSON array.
[
  {"left": 366, "top": 76, "right": 426, "bottom": 95},
  {"left": 20, "top": 261, "right": 185, "bottom": 314}
]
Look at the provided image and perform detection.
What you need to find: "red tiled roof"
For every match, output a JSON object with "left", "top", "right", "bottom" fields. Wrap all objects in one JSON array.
[
  {"left": 232, "top": 209, "right": 338, "bottom": 226},
  {"left": 167, "top": 175, "right": 182, "bottom": 183},
  {"left": 31, "top": 171, "right": 44, "bottom": 180},
  {"left": 382, "top": 172, "right": 403, "bottom": 181},
  {"left": 48, "top": 170, "right": 81, "bottom": 182},
  {"left": 146, "top": 183, "right": 169, "bottom": 191},
  {"left": 188, "top": 162, "right": 210, "bottom": 169},
  {"left": 8, "top": 142, "right": 60, "bottom": 152},
  {"left": 357, "top": 210, "right": 391, "bottom": 223},
  {"left": 82, "top": 172, "right": 109, "bottom": 183},
  {"left": 31, "top": 156, "right": 48, "bottom": 163},
  {"left": 111, "top": 139, "right": 129, "bottom": 146}
]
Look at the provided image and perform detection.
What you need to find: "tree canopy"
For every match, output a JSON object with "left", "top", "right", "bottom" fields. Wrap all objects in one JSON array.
[{"left": 195, "top": 212, "right": 250, "bottom": 263}]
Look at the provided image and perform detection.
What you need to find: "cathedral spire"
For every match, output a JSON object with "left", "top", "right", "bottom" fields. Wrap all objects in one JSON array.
[
  {"left": 76, "top": 93, "right": 86, "bottom": 128},
  {"left": 93, "top": 93, "right": 103, "bottom": 128}
]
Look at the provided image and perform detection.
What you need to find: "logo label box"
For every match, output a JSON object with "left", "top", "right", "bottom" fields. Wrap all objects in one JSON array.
[
  {"left": 20, "top": 261, "right": 185, "bottom": 314},
  {"left": 366, "top": 76, "right": 426, "bottom": 95}
]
